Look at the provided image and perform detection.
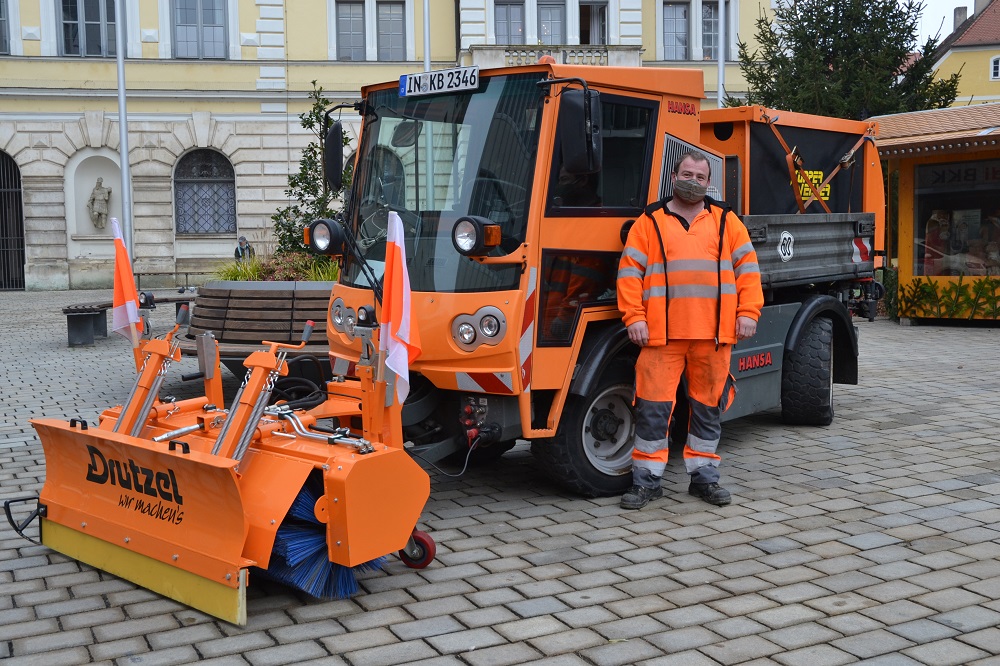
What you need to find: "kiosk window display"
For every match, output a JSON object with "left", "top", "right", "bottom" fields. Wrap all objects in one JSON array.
[{"left": 913, "top": 158, "right": 1000, "bottom": 277}]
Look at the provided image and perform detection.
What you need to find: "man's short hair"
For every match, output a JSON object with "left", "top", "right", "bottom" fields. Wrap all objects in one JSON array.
[
  {"left": 238, "top": 236, "right": 247, "bottom": 243},
  {"left": 673, "top": 150, "right": 712, "bottom": 179}
]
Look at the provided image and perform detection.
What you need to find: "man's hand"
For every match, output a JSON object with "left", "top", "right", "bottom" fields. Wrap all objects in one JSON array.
[
  {"left": 735, "top": 316, "right": 757, "bottom": 341},
  {"left": 627, "top": 321, "right": 649, "bottom": 347}
]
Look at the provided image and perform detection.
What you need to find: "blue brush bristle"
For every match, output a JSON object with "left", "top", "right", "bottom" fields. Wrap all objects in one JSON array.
[{"left": 262, "top": 479, "right": 388, "bottom": 600}]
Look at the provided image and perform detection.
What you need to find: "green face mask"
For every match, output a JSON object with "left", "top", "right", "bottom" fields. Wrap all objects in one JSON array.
[{"left": 673, "top": 178, "right": 708, "bottom": 204}]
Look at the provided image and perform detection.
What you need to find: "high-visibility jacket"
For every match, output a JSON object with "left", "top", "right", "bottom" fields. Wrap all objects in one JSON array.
[{"left": 617, "top": 197, "right": 764, "bottom": 345}]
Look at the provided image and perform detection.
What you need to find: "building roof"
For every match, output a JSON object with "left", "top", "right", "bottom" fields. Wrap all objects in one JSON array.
[
  {"left": 930, "top": 0, "right": 999, "bottom": 68},
  {"left": 871, "top": 103, "right": 1000, "bottom": 156},
  {"left": 953, "top": 0, "right": 1000, "bottom": 46}
]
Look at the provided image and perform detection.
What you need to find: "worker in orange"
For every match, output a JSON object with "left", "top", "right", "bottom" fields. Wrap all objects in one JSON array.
[{"left": 617, "top": 150, "right": 764, "bottom": 508}]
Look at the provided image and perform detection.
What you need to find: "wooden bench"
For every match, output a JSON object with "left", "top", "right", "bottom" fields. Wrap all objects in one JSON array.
[
  {"left": 178, "top": 282, "right": 334, "bottom": 380},
  {"left": 62, "top": 303, "right": 110, "bottom": 346}
]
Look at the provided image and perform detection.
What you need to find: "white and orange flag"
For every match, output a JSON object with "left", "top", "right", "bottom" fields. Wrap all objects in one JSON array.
[
  {"left": 379, "top": 211, "right": 421, "bottom": 404},
  {"left": 111, "top": 218, "right": 143, "bottom": 346}
]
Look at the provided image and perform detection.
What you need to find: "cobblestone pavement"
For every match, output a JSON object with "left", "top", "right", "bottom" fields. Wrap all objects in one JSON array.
[{"left": 2, "top": 288, "right": 1000, "bottom": 666}]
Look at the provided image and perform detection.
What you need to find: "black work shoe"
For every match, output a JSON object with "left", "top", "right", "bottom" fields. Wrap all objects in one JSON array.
[
  {"left": 620, "top": 485, "right": 663, "bottom": 510},
  {"left": 688, "top": 482, "right": 732, "bottom": 506}
]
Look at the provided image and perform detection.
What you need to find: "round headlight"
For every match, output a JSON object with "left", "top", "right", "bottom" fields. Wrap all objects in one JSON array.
[
  {"left": 457, "top": 322, "right": 476, "bottom": 344},
  {"left": 453, "top": 219, "right": 478, "bottom": 253},
  {"left": 481, "top": 314, "right": 501, "bottom": 337},
  {"left": 345, "top": 312, "right": 356, "bottom": 334},
  {"left": 312, "top": 222, "right": 331, "bottom": 252},
  {"left": 332, "top": 304, "right": 344, "bottom": 326}
]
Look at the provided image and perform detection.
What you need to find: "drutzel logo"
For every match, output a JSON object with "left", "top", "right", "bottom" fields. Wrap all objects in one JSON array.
[{"left": 85, "top": 445, "right": 186, "bottom": 524}]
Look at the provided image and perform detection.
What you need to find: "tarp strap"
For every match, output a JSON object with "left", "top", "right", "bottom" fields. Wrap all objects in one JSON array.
[{"left": 766, "top": 117, "right": 832, "bottom": 214}]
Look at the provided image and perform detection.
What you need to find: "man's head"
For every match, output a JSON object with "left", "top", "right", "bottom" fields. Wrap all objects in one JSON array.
[
  {"left": 238, "top": 236, "right": 247, "bottom": 247},
  {"left": 96, "top": 177, "right": 103, "bottom": 185},
  {"left": 671, "top": 151, "right": 711, "bottom": 205}
]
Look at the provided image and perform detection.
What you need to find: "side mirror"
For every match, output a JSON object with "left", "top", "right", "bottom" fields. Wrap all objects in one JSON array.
[
  {"left": 391, "top": 120, "right": 422, "bottom": 148},
  {"left": 559, "top": 89, "right": 602, "bottom": 175},
  {"left": 324, "top": 120, "right": 345, "bottom": 193}
]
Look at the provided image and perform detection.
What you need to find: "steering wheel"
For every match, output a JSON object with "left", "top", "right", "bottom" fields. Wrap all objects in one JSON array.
[{"left": 469, "top": 175, "right": 528, "bottom": 223}]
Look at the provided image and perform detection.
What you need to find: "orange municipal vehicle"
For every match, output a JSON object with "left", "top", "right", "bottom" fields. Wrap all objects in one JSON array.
[
  {"left": 6, "top": 62, "right": 884, "bottom": 626},
  {"left": 306, "top": 62, "right": 885, "bottom": 497}
]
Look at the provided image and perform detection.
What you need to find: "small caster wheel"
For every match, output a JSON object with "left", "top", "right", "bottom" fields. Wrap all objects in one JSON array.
[{"left": 398, "top": 530, "right": 436, "bottom": 569}]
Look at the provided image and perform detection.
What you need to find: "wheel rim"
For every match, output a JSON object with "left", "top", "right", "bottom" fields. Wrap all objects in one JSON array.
[{"left": 580, "top": 383, "right": 635, "bottom": 477}]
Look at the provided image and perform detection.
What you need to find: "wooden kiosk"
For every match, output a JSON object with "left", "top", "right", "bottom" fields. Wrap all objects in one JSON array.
[{"left": 875, "top": 104, "right": 1000, "bottom": 320}]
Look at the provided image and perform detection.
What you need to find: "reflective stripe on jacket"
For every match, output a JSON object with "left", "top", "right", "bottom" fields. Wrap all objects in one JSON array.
[{"left": 617, "top": 199, "right": 764, "bottom": 345}]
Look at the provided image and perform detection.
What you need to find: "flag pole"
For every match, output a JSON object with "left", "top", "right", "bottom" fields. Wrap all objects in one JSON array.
[{"left": 114, "top": 0, "right": 134, "bottom": 259}]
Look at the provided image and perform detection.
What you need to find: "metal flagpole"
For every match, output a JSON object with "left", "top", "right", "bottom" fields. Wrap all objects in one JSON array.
[
  {"left": 717, "top": 0, "right": 725, "bottom": 108},
  {"left": 114, "top": 0, "right": 135, "bottom": 258},
  {"left": 423, "top": 0, "right": 431, "bottom": 72}
]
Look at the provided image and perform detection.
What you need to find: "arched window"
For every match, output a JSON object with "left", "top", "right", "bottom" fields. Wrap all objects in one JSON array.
[{"left": 174, "top": 149, "right": 236, "bottom": 234}]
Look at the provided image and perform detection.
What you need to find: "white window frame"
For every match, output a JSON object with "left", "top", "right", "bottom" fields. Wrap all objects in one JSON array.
[
  {"left": 661, "top": 1, "right": 688, "bottom": 60},
  {"left": 171, "top": 0, "right": 228, "bottom": 60},
  {"left": 0, "top": 0, "right": 9, "bottom": 55},
  {"left": 654, "top": 0, "right": 735, "bottom": 63},
  {"left": 495, "top": 0, "right": 526, "bottom": 45},
  {"left": 538, "top": 1, "right": 565, "bottom": 45},
  {"left": 992, "top": 56, "right": 1000, "bottom": 81},
  {"left": 328, "top": 0, "right": 414, "bottom": 61},
  {"left": 376, "top": 1, "right": 406, "bottom": 60},
  {"left": 57, "top": 0, "right": 119, "bottom": 58}
]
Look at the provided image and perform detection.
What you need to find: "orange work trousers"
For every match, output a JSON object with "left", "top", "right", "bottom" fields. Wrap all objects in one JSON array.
[{"left": 631, "top": 340, "right": 734, "bottom": 487}]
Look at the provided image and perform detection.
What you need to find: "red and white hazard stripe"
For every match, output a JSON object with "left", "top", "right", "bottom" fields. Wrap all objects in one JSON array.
[
  {"left": 456, "top": 372, "right": 514, "bottom": 394},
  {"left": 852, "top": 237, "right": 872, "bottom": 263},
  {"left": 519, "top": 267, "right": 536, "bottom": 392}
]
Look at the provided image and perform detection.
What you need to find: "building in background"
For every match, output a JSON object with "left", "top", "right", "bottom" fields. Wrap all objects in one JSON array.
[
  {"left": 933, "top": 0, "right": 999, "bottom": 107},
  {"left": 0, "top": 0, "right": 759, "bottom": 290}
]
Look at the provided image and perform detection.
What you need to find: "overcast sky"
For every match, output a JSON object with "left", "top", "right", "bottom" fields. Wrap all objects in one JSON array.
[{"left": 915, "top": 0, "right": 973, "bottom": 44}]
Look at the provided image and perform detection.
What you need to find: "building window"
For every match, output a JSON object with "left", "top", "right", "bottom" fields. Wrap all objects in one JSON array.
[
  {"left": 992, "top": 56, "right": 999, "bottom": 80},
  {"left": 496, "top": 1, "right": 525, "bottom": 45},
  {"left": 337, "top": 1, "right": 365, "bottom": 60},
  {"left": 175, "top": 150, "right": 236, "bottom": 235},
  {"left": 913, "top": 159, "right": 1000, "bottom": 277},
  {"left": 377, "top": 2, "right": 405, "bottom": 61},
  {"left": 539, "top": 2, "right": 565, "bottom": 45},
  {"left": 580, "top": 1, "right": 607, "bottom": 45},
  {"left": 0, "top": 0, "right": 9, "bottom": 55},
  {"left": 663, "top": 3, "right": 687, "bottom": 60},
  {"left": 173, "top": 0, "right": 226, "bottom": 59},
  {"left": 59, "top": 0, "right": 117, "bottom": 57},
  {"left": 701, "top": 1, "right": 718, "bottom": 60}
]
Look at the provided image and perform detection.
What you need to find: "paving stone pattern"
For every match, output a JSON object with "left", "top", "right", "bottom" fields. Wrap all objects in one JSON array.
[{"left": 2, "top": 289, "right": 999, "bottom": 665}]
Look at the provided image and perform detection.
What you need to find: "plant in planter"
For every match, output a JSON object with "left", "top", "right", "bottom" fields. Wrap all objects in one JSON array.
[{"left": 215, "top": 80, "right": 351, "bottom": 282}]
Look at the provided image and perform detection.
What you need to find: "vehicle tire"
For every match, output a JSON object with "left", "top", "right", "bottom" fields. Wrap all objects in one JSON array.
[
  {"left": 531, "top": 368, "right": 635, "bottom": 497},
  {"left": 781, "top": 316, "right": 833, "bottom": 426}
]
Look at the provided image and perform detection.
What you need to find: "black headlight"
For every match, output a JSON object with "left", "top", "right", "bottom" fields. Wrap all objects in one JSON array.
[{"left": 305, "top": 218, "right": 347, "bottom": 256}]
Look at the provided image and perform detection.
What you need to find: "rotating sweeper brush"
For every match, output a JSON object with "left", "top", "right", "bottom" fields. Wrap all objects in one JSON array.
[{"left": 6, "top": 305, "right": 433, "bottom": 625}]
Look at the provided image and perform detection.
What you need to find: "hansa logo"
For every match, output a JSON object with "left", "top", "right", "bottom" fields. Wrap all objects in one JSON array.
[{"left": 667, "top": 100, "right": 698, "bottom": 116}]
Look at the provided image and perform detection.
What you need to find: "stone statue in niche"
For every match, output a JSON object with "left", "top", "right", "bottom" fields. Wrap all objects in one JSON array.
[{"left": 87, "top": 177, "right": 113, "bottom": 229}]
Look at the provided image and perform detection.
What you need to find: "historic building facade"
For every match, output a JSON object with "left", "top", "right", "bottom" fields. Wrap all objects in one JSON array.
[{"left": 0, "top": 0, "right": 757, "bottom": 290}]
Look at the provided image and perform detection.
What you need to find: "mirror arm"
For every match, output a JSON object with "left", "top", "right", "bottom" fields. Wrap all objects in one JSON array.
[{"left": 334, "top": 211, "right": 385, "bottom": 306}]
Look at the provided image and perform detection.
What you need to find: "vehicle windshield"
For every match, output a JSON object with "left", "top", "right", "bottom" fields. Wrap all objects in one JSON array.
[{"left": 343, "top": 72, "right": 544, "bottom": 293}]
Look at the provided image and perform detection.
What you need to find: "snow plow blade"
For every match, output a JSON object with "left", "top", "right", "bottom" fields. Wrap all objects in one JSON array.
[{"left": 32, "top": 418, "right": 253, "bottom": 625}]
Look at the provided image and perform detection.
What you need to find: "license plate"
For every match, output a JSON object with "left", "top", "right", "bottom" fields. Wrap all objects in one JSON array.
[{"left": 399, "top": 66, "right": 480, "bottom": 98}]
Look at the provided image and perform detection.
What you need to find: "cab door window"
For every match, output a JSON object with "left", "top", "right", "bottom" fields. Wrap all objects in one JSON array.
[{"left": 546, "top": 95, "right": 657, "bottom": 217}]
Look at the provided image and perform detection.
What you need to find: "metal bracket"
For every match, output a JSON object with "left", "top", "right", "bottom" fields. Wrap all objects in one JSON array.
[{"left": 4, "top": 495, "right": 45, "bottom": 545}]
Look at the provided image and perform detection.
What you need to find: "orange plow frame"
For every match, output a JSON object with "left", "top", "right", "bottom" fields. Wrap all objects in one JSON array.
[{"left": 26, "top": 316, "right": 431, "bottom": 625}]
